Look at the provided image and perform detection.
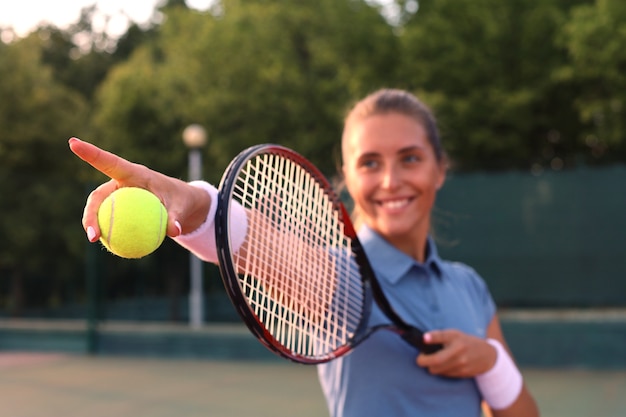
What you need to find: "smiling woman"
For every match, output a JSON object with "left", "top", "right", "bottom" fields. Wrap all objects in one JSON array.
[
  {"left": 342, "top": 112, "right": 446, "bottom": 261},
  {"left": 316, "top": 89, "right": 539, "bottom": 417},
  {"left": 341, "top": 90, "right": 447, "bottom": 260}
]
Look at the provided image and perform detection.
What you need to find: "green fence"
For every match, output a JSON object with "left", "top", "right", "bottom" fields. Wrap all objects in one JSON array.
[{"left": 436, "top": 164, "right": 626, "bottom": 308}]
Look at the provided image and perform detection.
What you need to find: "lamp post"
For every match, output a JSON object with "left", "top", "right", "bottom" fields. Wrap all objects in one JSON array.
[{"left": 182, "top": 124, "right": 207, "bottom": 329}]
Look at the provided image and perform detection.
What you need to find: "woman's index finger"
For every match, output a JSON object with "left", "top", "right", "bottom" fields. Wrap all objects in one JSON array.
[{"left": 69, "top": 137, "right": 138, "bottom": 181}]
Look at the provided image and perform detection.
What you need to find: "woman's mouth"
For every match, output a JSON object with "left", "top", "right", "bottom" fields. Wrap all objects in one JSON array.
[{"left": 376, "top": 197, "right": 413, "bottom": 210}]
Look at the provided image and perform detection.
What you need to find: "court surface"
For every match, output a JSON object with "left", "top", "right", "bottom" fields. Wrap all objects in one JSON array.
[{"left": 2, "top": 352, "right": 625, "bottom": 417}]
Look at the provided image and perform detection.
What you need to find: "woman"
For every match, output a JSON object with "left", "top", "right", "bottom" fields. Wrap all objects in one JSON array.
[
  {"left": 317, "top": 89, "right": 538, "bottom": 417},
  {"left": 69, "top": 89, "right": 539, "bottom": 417}
]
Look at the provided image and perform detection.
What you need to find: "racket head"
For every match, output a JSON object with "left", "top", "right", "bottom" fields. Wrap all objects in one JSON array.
[{"left": 215, "top": 144, "right": 371, "bottom": 363}]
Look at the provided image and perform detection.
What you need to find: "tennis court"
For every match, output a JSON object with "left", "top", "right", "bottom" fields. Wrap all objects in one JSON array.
[{"left": 2, "top": 352, "right": 625, "bottom": 417}]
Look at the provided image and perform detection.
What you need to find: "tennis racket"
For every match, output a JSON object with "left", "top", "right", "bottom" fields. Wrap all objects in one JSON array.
[{"left": 215, "top": 144, "right": 442, "bottom": 364}]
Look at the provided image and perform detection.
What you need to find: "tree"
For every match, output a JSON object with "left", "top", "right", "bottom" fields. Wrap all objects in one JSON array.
[
  {"left": 399, "top": 0, "right": 590, "bottom": 171},
  {"left": 36, "top": 5, "right": 159, "bottom": 101},
  {"left": 92, "top": 0, "right": 400, "bottom": 179},
  {"left": 559, "top": 0, "right": 626, "bottom": 164},
  {"left": 0, "top": 35, "right": 89, "bottom": 315}
]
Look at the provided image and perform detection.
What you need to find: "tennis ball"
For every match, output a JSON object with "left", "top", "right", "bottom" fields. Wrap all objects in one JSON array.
[{"left": 97, "top": 187, "right": 168, "bottom": 259}]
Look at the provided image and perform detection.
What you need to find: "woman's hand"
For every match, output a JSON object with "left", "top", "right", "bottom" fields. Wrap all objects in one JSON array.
[
  {"left": 416, "top": 329, "right": 497, "bottom": 378},
  {"left": 420, "top": 319, "right": 540, "bottom": 417},
  {"left": 68, "top": 137, "right": 211, "bottom": 241}
]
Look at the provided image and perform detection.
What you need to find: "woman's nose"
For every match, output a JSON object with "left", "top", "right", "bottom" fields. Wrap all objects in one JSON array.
[{"left": 380, "top": 165, "right": 400, "bottom": 190}]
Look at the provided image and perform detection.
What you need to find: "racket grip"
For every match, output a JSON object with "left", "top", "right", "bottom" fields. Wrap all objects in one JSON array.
[{"left": 401, "top": 329, "right": 443, "bottom": 354}]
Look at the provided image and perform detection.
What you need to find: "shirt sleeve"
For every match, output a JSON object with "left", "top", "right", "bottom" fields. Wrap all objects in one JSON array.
[
  {"left": 466, "top": 265, "right": 497, "bottom": 326},
  {"left": 447, "top": 262, "right": 497, "bottom": 329}
]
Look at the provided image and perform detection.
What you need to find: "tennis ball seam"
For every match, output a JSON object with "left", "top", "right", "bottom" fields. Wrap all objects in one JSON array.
[
  {"left": 104, "top": 195, "right": 116, "bottom": 248},
  {"left": 155, "top": 203, "right": 166, "bottom": 248}
]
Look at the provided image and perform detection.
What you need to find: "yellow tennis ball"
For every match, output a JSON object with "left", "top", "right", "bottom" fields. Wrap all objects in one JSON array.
[{"left": 97, "top": 187, "right": 168, "bottom": 259}]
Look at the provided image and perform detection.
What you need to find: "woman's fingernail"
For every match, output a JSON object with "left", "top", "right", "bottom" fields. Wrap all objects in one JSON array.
[
  {"left": 423, "top": 333, "right": 432, "bottom": 343},
  {"left": 174, "top": 221, "right": 182, "bottom": 236},
  {"left": 87, "top": 226, "right": 97, "bottom": 242}
]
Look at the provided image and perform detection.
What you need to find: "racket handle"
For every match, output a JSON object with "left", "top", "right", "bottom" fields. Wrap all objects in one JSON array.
[{"left": 401, "top": 329, "right": 443, "bottom": 354}]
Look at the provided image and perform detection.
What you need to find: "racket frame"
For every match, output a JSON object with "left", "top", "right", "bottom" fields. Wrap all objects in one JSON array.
[{"left": 215, "top": 144, "right": 439, "bottom": 364}]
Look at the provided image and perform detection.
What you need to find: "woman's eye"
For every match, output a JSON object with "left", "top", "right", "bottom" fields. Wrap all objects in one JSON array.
[
  {"left": 360, "top": 159, "right": 379, "bottom": 169},
  {"left": 403, "top": 154, "right": 421, "bottom": 163}
]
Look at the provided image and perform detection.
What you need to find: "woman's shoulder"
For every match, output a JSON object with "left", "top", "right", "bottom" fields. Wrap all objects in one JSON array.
[
  {"left": 439, "top": 260, "right": 496, "bottom": 317},
  {"left": 439, "top": 260, "right": 490, "bottom": 291}
]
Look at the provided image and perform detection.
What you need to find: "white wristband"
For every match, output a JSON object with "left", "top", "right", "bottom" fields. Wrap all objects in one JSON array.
[
  {"left": 173, "top": 181, "right": 247, "bottom": 263},
  {"left": 475, "top": 338, "right": 523, "bottom": 410}
]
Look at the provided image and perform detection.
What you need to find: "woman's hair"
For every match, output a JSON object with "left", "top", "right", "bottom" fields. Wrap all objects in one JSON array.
[{"left": 342, "top": 88, "right": 445, "bottom": 163}]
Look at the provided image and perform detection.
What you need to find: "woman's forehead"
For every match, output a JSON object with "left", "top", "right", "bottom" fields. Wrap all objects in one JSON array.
[{"left": 343, "top": 113, "right": 429, "bottom": 155}]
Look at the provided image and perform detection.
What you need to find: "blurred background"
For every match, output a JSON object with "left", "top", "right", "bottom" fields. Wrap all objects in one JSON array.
[{"left": 1, "top": 0, "right": 625, "bottom": 371}]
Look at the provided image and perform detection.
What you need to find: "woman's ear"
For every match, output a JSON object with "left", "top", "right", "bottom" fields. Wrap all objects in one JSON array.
[
  {"left": 340, "top": 165, "right": 348, "bottom": 193},
  {"left": 436, "top": 161, "right": 447, "bottom": 190},
  {"left": 436, "top": 176, "right": 445, "bottom": 190}
]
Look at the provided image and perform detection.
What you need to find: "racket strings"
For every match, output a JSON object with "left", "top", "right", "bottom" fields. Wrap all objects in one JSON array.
[{"left": 231, "top": 153, "right": 364, "bottom": 358}]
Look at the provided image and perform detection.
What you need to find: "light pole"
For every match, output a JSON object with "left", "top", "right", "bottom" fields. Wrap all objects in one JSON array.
[{"left": 182, "top": 124, "right": 207, "bottom": 329}]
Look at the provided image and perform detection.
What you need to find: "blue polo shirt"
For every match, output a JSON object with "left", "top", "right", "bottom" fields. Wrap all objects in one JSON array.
[{"left": 317, "top": 226, "right": 496, "bottom": 417}]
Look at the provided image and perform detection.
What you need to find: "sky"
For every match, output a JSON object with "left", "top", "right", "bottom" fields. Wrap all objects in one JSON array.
[{"left": 0, "top": 0, "right": 213, "bottom": 38}]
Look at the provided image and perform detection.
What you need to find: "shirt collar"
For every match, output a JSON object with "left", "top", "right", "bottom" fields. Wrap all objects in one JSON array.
[{"left": 357, "top": 225, "right": 444, "bottom": 285}]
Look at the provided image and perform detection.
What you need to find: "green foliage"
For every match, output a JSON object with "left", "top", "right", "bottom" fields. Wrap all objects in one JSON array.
[
  {"left": 400, "top": 0, "right": 592, "bottom": 170},
  {"left": 559, "top": 0, "right": 626, "bottom": 162},
  {"left": 93, "top": 0, "right": 399, "bottom": 178},
  {"left": 0, "top": 35, "right": 89, "bottom": 314}
]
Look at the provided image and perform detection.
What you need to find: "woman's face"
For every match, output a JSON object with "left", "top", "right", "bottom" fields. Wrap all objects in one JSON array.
[{"left": 343, "top": 113, "right": 446, "bottom": 253}]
